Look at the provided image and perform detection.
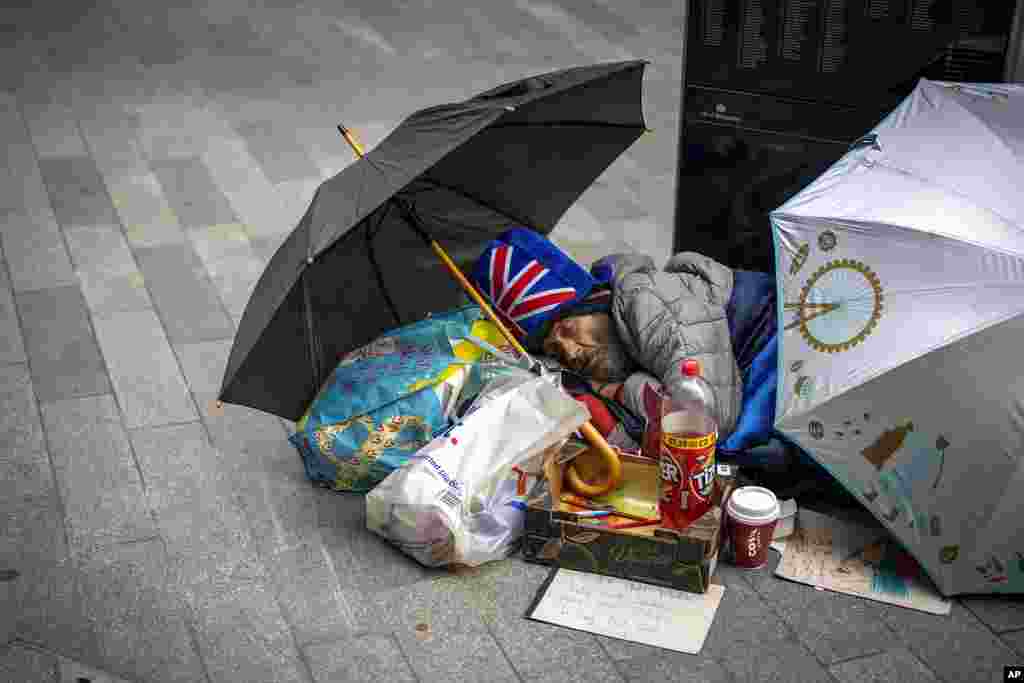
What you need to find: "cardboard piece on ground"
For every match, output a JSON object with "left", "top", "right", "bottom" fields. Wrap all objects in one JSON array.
[
  {"left": 526, "top": 568, "right": 725, "bottom": 654},
  {"left": 774, "top": 508, "right": 951, "bottom": 615}
]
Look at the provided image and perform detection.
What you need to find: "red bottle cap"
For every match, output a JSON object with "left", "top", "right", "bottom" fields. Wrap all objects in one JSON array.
[{"left": 682, "top": 359, "right": 701, "bottom": 377}]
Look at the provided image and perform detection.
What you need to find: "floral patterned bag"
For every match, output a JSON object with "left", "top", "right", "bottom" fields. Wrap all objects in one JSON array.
[{"left": 289, "top": 306, "right": 515, "bottom": 493}]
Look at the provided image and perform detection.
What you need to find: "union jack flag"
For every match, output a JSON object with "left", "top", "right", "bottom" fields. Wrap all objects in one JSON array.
[{"left": 481, "top": 243, "right": 578, "bottom": 338}]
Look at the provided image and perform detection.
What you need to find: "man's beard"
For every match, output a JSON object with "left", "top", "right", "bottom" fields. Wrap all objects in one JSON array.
[{"left": 580, "top": 330, "right": 634, "bottom": 382}]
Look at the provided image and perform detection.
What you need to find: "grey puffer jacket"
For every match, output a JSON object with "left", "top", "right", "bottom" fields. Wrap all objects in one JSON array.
[{"left": 603, "top": 252, "right": 743, "bottom": 438}]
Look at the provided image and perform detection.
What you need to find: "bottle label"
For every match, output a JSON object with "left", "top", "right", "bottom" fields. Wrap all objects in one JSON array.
[
  {"left": 664, "top": 432, "right": 717, "bottom": 451},
  {"left": 660, "top": 430, "right": 717, "bottom": 529}
]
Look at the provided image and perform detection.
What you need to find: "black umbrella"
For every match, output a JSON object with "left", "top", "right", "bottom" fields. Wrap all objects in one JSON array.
[{"left": 217, "top": 60, "right": 648, "bottom": 434}]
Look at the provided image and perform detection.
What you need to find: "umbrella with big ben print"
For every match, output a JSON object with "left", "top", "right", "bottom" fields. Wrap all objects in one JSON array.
[{"left": 770, "top": 79, "right": 1024, "bottom": 597}]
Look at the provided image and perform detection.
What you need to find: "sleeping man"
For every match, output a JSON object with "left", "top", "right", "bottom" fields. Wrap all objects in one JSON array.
[{"left": 469, "top": 227, "right": 786, "bottom": 469}]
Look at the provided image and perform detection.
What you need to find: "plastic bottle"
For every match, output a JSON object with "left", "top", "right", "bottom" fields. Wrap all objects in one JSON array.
[{"left": 659, "top": 358, "right": 719, "bottom": 530}]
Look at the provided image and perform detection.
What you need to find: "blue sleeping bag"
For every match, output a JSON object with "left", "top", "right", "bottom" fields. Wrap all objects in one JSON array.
[{"left": 718, "top": 270, "right": 823, "bottom": 475}]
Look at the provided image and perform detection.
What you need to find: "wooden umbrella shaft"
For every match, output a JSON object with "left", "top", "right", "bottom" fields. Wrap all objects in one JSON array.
[
  {"left": 429, "top": 240, "right": 527, "bottom": 357},
  {"left": 431, "top": 237, "right": 621, "bottom": 467},
  {"left": 338, "top": 124, "right": 622, "bottom": 471}
]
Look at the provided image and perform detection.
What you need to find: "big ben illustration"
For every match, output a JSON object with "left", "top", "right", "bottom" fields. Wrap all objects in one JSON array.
[{"left": 861, "top": 421, "right": 914, "bottom": 470}]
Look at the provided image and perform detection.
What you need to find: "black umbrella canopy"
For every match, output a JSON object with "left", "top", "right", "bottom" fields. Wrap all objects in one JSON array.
[{"left": 219, "top": 60, "right": 648, "bottom": 421}]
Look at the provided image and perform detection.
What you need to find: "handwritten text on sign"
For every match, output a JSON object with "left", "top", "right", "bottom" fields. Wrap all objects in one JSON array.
[{"left": 529, "top": 569, "right": 725, "bottom": 655}]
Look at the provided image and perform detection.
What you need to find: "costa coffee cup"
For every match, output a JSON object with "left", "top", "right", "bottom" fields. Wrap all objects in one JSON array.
[{"left": 726, "top": 486, "right": 780, "bottom": 569}]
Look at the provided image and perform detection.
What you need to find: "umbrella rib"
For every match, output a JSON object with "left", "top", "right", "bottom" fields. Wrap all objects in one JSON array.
[
  {"left": 301, "top": 264, "right": 324, "bottom": 399},
  {"left": 412, "top": 177, "right": 540, "bottom": 230},
  {"left": 366, "top": 204, "right": 403, "bottom": 327}
]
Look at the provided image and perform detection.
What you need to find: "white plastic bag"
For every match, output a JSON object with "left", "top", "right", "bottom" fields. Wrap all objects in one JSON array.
[{"left": 366, "top": 369, "right": 589, "bottom": 567}]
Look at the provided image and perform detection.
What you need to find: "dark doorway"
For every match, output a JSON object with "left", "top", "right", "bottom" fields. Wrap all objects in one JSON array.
[{"left": 675, "top": 0, "right": 1020, "bottom": 273}]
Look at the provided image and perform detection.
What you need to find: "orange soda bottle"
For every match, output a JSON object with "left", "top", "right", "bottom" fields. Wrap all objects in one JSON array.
[{"left": 659, "top": 359, "right": 718, "bottom": 530}]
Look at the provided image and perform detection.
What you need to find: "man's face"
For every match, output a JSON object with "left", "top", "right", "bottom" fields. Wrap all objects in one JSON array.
[{"left": 542, "top": 313, "right": 633, "bottom": 382}]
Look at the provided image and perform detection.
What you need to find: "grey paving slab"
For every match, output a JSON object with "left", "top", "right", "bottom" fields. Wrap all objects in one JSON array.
[
  {"left": 319, "top": 494, "right": 435, "bottom": 596},
  {"left": 596, "top": 635, "right": 664, "bottom": 663},
  {"left": 15, "top": 285, "right": 111, "bottom": 402},
  {"left": 487, "top": 608, "right": 608, "bottom": 680},
  {"left": 1003, "top": 629, "right": 1024, "bottom": 657},
  {"left": 626, "top": 123, "right": 678, "bottom": 179},
  {"left": 0, "top": 483, "right": 68, "bottom": 571},
  {"left": 0, "top": 581, "right": 14, "bottom": 645},
  {"left": 0, "top": 211, "right": 78, "bottom": 293},
  {"left": 829, "top": 648, "right": 939, "bottom": 683},
  {"left": 236, "top": 121, "right": 322, "bottom": 183},
  {"left": 609, "top": 218, "right": 670, "bottom": 262},
  {"left": 77, "top": 109, "right": 148, "bottom": 180},
  {"left": 516, "top": 638, "right": 624, "bottom": 682},
  {"left": 129, "top": 421, "right": 264, "bottom": 591},
  {"left": 513, "top": 0, "right": 635, "bottom": 62},
  {"left": 455, "top": 2, "right": 595, "bottom": 64},
  {"left": 549, "top": 0, "right": 644, "bottom": 41},
  {"left": 185, "top": 222, "right": 256, "bottom": 268},
  {"left": 149, "top": 157, "right": 239, "bottom": 229},
  {"left": 742, "top": 551, "right": 901, "bottom": 665},
  {"left": 395, "top": 627, "right": 520, "bottom": 683},
  {"left": 199, "top": 129, "right": 296, "bottom": 239},
  {"left": 106, "top": 172, "right": 189, "bottom": 248},
  {"left": 185, "top": 223, "right": 265, "bottom": 320},
  {"left": 962, "top": 595, "right": 1024, "bottom": 633},
  {"left": 595, "top": 0, "right": 685, "bottom": 35},
  {"left": 266, "top": 538, "right": 360, "bottom": 646},
  {"left": 37, "top": 157, "right": 119, "bottom": 228},
  {"left": 334, "top": 1, "right": 484, "bottom": 61},
  {"left": 91, "top": 309, "right": 199, "bottom": 429},
  {"left": 275, "top": 177, "right": 320, "bottom": 227},
  {"left": 73, "top": 540, "right": 206, "bottom": 683},
  {"left": 624, "top": 165, "right": 675, "bottom": 215},
  {"left": 135, "top": 100, "right": 213, "bottom": 162},
  {"left": 287, "top": 118, "right": 372, "bottom": 178},
  {"left": 577, "top": 177, "right": 646, "bottom": 224},
  {"left": 0, "top": 359, "right": 67, "bottom": 570},
  {"left": 39, "top": 394, "right": 157, "bottom": 554},
  {"left": 248, "top": 231, "right": 290, "bottom": 264},
  {"left": 14, "top": 557, "right": 102, "bottom": 663},
  {"left": 21, "top": 99, "right": 89, "bottom": 158},
  {"left": 347, "top": 571, "right": 490, "bottom": 636},
  {"left": 882, "top": 601, "right": 1019, "bottom": 683},
  {"left": 304, "top": 634, "right": 416, "bottom": 683},
  {"left": 616, "top": 652, "right": 732, "bottom": 683},
  {"left": 232, "top": 465, "right": 326, "bottom": 561},
  {"left": 698, "top": 564, "right": 793, "bottom": 661},
  {"left": 0, "top": 644, "right": 57, "bottom": 682},
  {"left": 186, "top": 574, "right": 310, "bottom": 683},
  {"left": 346, "top": 558, "right": 550, "bottom": 637},
  {"left": 78, "top": 104, "right": 186, "bottom": 247},
  {"left": 450, "top": 558, "right": 554, "bottom": 621},
  {"left": 719, "top": 638, "right": 835, "bottom": 683},
  {"left": 56, "top": 653, "right": 135, "bottom": 683},
  {"left": 171, "top": 339, "right": 296, "bottom": 474},
  {"left": 0, "top": 93, "right": 54, "bottom": 217},
  {"left": 133, "top": 242, "right": 235, "bottom": 344},
  {"left": 0, "top": 362, "right": 46, "bottom": 465},
  {"left": 63, "top": 224, "right": 153, "bottom": 316},
  {"left": 528, "top": 665, "right": 623, "bottom": 683},
  {"left": 0, "top": 247, "right": 28, "bottom": 365}
]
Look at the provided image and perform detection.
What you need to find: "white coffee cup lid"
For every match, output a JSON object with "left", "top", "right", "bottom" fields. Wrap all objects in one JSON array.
[{"left": 727, "top": 486, "right": 780, "bottom": 525}]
